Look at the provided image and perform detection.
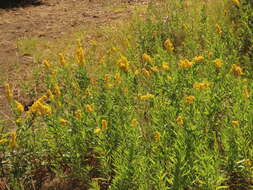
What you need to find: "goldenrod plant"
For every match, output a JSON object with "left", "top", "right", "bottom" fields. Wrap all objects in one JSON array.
[{"left": 1, "top": 0, "right": 253, "bottom": 189}]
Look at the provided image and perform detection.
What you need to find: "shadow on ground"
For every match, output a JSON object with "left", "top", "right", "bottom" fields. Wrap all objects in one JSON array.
[{"left": 0, "top": 0, "right": 43, "bottom": 9}]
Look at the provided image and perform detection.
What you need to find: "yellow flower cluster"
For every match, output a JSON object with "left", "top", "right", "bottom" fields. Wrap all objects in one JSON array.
[
  {"left": 42, "top": 60, "right": 51, "bottom": 69},
  {"left": 58, "top": 53, "right": 67, "bottom": 66},
  {"left": 193, "top": 82, "right": 211, "bottom": 89},
  {"left": 86, "top": 104, "right": 94, "bottom": 112},
  {"left": 28, "top": 96, "right": 52, "bottom": 116},
  {"left": 131, "top": 119, "right": 139, "bottom": 127},
  {"left": 150, "top": 66, "right": 159, "bottom": 73},
  {"left": 154, "top": 131, "right": 161, "bottom": 141},
  {"left": 142, "top": 53, "right": 153, "bottom": 64},
  {"left": 142, "top": 68, "right": 151, "bottom": 77},
  {"left": 213, "top": 59, "right": 222, "bottom": 69},
  {"left": 176, "top": 116, "right": 184, "bottom": 125},
  {"left": 102, "top": 120, "right": 108, "bottom": 130},
  {"left": 4, "top": 83, "right": 13, "bottom": 101},
  {"left": 164, "top": 39, "right": 174, "bottom": 52},
  {"left": 53, "top": 85, "right": 61, "bottom": 97},
  {"left": 94, "top": 120, "right": 108, "bottom": 134},
  {"left": 59, "top": 119, "right": 68, "bottom": 125},
  {"left": 167, "top": 76, "right": 173, "bottom": 81},
  {"left": 103, "top": 74, "right": 114, "bottom": 89},
  {"left": 75, "top": 109, "right": 82, "bottom": 120},
  {"left": 104, "top": 74, "right": 111, "bottom": 82},
  {"left": 99, "top": 56, "right": 105, "bottom": 65},
  {"left": 114, "top": 73, "right": 122, "bottom": 84},
  {"left": 231, "top": 0, "right": 240, "bottom": 6},
  {"left": 178, "top": 59, "right": 193, "bottom": 69},
  {"left": 162, "top": 62, "right": 169, "bottom": 70},
  {"left": 243, "top": 85, "right": 250, "bottom": 99},
  {"left": 15, "top": 101, "right": 24, "bottom": 114},
  {"left": 116, "top": 56, "right": 131, "bottom": 72},
  {"left": 94, "top": 128, "right": 102, "bottom": 134},
  {"left": 231, "top": 64, "right": 243, "bottom": 77},
  {"left": 76, "top": 47, "right": 85, "bottom": 65},
  {"left": 192, "top": 56, "right": 204, "bottom": 63},
  {"left": 185, "top": 96, "right": 195, "bottom": 104},
  {"left": 231, "top": 120, "right": 239, "bottom": 127},
  {"left": 138, "top": 93, "right": 155, "bottom": 100},
  {"left": 215, "top": 24, "right": 222, "bottom": 35}
]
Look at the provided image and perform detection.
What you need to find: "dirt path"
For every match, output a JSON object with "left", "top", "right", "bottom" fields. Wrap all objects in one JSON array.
[{"left": 0, "top": 0, "right": 147, "bottom": 124}]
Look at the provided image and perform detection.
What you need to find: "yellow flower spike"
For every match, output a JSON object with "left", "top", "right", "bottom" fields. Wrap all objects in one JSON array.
[
  {"left": 154, "top": 131, "right": 161, "bottom": 142},
  {"left": 59, "top": 119, "right": 68, "bottom": 126},
  {"left": 94, "top": 128, "right": 102, "bottom": 134},
  {"left": 76, "top": 46, "right": 85, "bottom": 65},
  {"left": 104, "top": 74, "right": 111, "bottom": 82},
  {"left": 193, "top": 82, "right": 211, "bottom": 89},
  {"left": 85, "top": 104, "right": 94, "bottom": 112},
  {"left": 231, "top": 64, "right": 243, "bottom": 77},
  {"left": 58, "top": 53, "right": 67, "bottom": 66},
  {"left": 185, "top": 96, "right": 195, "bottom": 105},
  {"left": 116, "top": 56, "right": 131, "bottom": 73},
  {"left": 114, "top": 73, "right": 121, "bottom": 83},
  {"left": 164, "top": 39, "right": 174, "bottom": 52},
  {"left": 178, "top": 59, "right": 193, "bottom": 69},
  {"left": 53, "top": 85, "right": 61, "bottom": 97},
  {"left": 14, "top": 101, "right": 24, "bottom": 114},
  {"left": 85, "top": 88, "right": 92, "bottom": 96},
  {"left": 0, "top": 139, "right": 8, "bottom": 144},
  {"left": 43, "top": 105, "right": 52, "bottom": 115},
  {"left": 75, "top": 109, "right": 82, "bottom": 120},
  {"left": 38, "top": 95, "right": 48, "bottom": 103},
  {"left": 27, "top": 97, "right": 52, "bottom": 116},
  {"left": 162, "top": 62, "right": 169, "bottom": 71},
  {"left": 243, "top": 85, "right": 250, "bottom": 99},
  {"left": 213, "top": 58, "right": 222, "bottom": 69},
  {"left": 176, "top": 116, "right": 184, "bottom": 125},
  {"left": 4, "top": 83, "right": 13, "bottom": 101},
  {"left": 142, "top": 68, "right": 151, "bottom": 78},
  {"left": 42, "top": 60, "right": 51, "bottom": 69},
  {"left": 192, "top": 56, "right": 204, "bottom": 63},
  {"left": 10, "top": 132, "right": 17, "bottom": 150},
  {"left": 142, "top": 53, "right": 153, "bottom": 64},
  {"left": 101, "top": 120, "right": 108, "bottom": 130},
  {"left": 150, "top": 66, "right": 159, "bottom": 73},
  {"left": 139, "top": 93, "right": 155, "bottom": 100},
  {"left": 231, "top": 0, "right": 240, "bottom": 6},
  {"left": 215, "top": 24, "right": 222, "bottom": 35},
  {"left": 131, "top": 119, "right": 139, "bottom": 127},
  {"left": 231, "top": 120, "right": 239, "bottom": 127}
]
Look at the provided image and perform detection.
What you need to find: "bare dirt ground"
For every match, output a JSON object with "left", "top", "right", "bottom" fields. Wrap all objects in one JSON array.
[{"left": 0, "top": 0, "right": 147, "bottom": 124}]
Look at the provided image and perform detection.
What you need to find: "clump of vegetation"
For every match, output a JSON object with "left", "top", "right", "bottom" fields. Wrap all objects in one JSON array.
[{"left": 1, "top": 0, "right": 253, "bottom": 189}]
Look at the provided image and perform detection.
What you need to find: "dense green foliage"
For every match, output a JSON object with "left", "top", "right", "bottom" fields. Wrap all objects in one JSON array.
[{"left": 1, "top": 0, "right": 253, "bottom": 189}]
